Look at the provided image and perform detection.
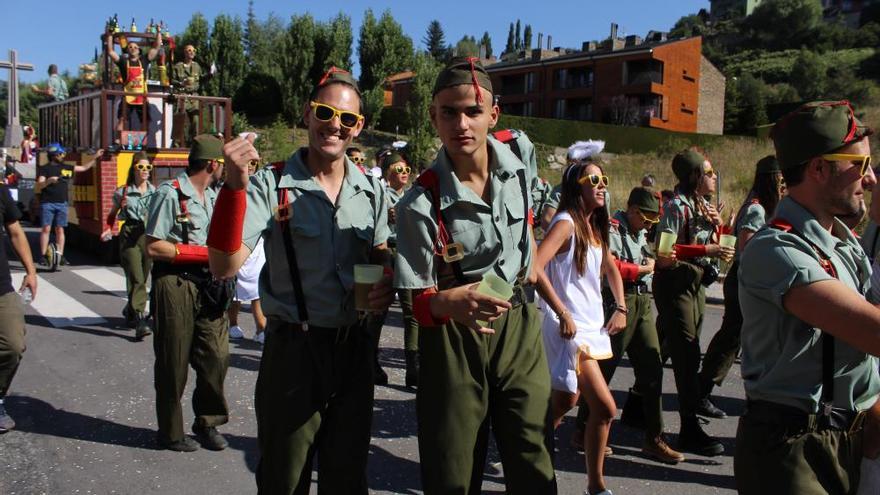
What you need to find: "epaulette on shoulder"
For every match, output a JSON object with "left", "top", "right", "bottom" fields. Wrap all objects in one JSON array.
[
  {"left": 610, "top": 218, "right": 620, "bottom": 226},
  {"left": 768, "top": 218, "right": 793, "bottom": 232},
  {"left": 271, "top": 161, "right": 285, "bottom": 170},
  {"left": 415, "top": 168, "right": 439, "bottom": 193},
  {"left": 491, "top": 129, "right": 521, "bottom": 143},
  {"left": 750, "top": 198, "right": 760, "bottom": 205}
]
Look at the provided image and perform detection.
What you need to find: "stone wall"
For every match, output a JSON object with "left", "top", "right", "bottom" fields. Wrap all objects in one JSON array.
[{"left": 697, "top": 56, "right": 726, "bottom": 135}]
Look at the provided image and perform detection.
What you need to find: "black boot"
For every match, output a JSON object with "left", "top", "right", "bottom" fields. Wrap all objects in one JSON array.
[
  {"left": 123, "top": 306, "right": 137, "bottom": 329},
  {"left": 678, "top": 416, "right": 724, "bottom": 456},
  {"left": 405, "top": 350, "right": 420, "bottom": 388},
  {"left": 135, "top": 313, "right": 152, "bottom": 340},
  {"left": 620, "top": 388, "right": 646, "bottom": 430},
  {"left": 696, "top": 380, "right": 727, "bottom": 419},
  {"left": 374, "top": 353, "right": 388, "bottom": 386}
]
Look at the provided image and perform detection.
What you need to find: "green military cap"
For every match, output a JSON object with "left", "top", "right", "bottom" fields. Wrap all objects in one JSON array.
[
  {"left": 314, "top": 66, "right": 360, "bottom": 96},
  {"left": 432, "top": 56, "right": 493, "bottom": 99},
  {"left": 771, "top": 100, "right": 874, "bottom": 170},
  {"left": 627, "top": 186, "right": 660, "bottom": 213},
  {"left": 755, "top": 155, "right": 780, "bottom": 175},
  {"left": 672, "top": 148, "right": 707, "bottom": 182},
  {"left": 190, "top": 134, "right": 224, "bottom": 161},
  {"left": 381, "top": 152, "right": 405, "bottom": 171}
]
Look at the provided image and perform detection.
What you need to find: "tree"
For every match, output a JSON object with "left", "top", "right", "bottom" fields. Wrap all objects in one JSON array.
[
  {"left": 454, "top": 36, "right": 479, "bottom": 57},
  {"left": 480, "top": 31, "right": 493, "bottom": 59},
  {"left": 207, "top": 14, "right": 247, "bottom": 100},
  {"left": 523, "top": 25, "right": 533, "bottom": 50},
  {"left": 245, "top": 10, "right": 286, "bottom": 82},
  {"left": 311, "top": 13, "right": 353, "bottom": 85},
  {"left": 515, "top": 20, "right": 522, "bottom": 50},
  {"left": 505, "top": 23, "right": 515, "bottom": 54},
  {"left": 362, "top": 84, "right": 386, "bottom": 130},
  {"left": 357, "top": 9, "right": 414, "bottom": 91},
  {"left": 405, "top": 52, "right": 442, "bottom": 168},
  {"left": 176, "top": 13, "right": 211, "bottom": 66},
  {"left": 281, "top": 14, "right": 317, "bottom": 120},
  {"left": 746, "top": 0, "right": 823, "bottom": 50},
  {"left": 423, "top": 20, "right": 448, "bottom": 60},
  {"left": 725, "top": 74, "right": 769, "bottom": 132},
  {"left": 670, "top": 14, "right": 707, "bottom": 38},
  {"left": 790, "top": 49, "right": 826, "bottom": 100}
]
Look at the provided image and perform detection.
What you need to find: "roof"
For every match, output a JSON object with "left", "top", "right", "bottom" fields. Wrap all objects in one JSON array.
[{"left": 384, "top": 71, "right": 415, "bottom": 86}]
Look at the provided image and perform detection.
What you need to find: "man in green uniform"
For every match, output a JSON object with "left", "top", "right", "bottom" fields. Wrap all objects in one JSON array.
[
  {"left": 394, "top": 57, "right": 556, "bottom": 494},
  {"left": 207, "top": 67, "right": 394, "bottom": 494},
  {"left": 735, "top": 100, "right": 880, "bottom": 494},
  {"left": 145, "top": 134, "right": 230, "bottom": 452},
  {"left": 171, "top": 45, "right": 205, "bottom": 146},
  {"left": 601, "top": 187, "right": 685, "bottom": 464}
]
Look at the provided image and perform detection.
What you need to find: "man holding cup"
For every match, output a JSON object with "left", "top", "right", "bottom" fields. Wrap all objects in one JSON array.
[
  {"left": 393, "top": 57, "right": 556, "bottom": 494},
  {"left": 207, "top": 67, "right": 393, "bottom": 494}
]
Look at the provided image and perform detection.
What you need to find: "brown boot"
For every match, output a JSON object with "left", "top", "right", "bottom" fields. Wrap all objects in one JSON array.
[{"left": 643, "top": 434, "right": 685, "bottom": 464}]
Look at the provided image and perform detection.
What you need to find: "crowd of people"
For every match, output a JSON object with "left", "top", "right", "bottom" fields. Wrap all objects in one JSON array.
[{"left": 0, "top": 53, "right": 879, "bottom": 495}]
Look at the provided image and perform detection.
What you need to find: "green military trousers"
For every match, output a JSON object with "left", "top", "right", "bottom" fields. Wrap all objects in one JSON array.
[
  {"left": 653, "top": 263, "right": 705, "bottom": 419},
  {"left": 735, "top": 407, "right": 864, "bottom": 494},
  {"left": 699, "top": 261, "right": 742, "bottom": 390},
  {"left": 399, "top": 289, "right": 418, "bottom": 352},
  {"left": 0, "top": 291, "right": 25, "bottom": 398},
  {"left": 152, "top": 274, "right": 229, "bottom": 443},
  {"left": 255, "top": 318, "right": 375, "bottom": 495},
  {"left": 119, "top": 222, "right": 151, "bottom": 315},
  {"left": 599, "top": 291, "right": 664, "bottom": 436},
  {"left": 417, "top": 301, "right": 556, "bottom": 495}
]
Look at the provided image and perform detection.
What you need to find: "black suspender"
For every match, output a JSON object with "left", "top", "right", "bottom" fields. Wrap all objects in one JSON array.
[{"left": 272, "top": 164, "right": 310, "bottom": 327}]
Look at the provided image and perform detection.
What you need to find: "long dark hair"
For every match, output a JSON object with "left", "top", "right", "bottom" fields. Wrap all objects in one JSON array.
[
  {"left": 745, "top": 156, "right": 783, "bottom": 220},
  {"left": 127, "top": 152, "right": 152, "bottom": 187},
  {"left": 557, "top": 161, "right": 610, "bottom": 275}
]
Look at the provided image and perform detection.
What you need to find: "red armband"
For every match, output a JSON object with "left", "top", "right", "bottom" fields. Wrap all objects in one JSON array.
[
  {"left": 172, "top": 243, "right": 209, "bottom": 264},
  {"left": 413, "top": 288, "right": 450, "bottom": 327},
  {"left": 105, "top": 212, "right": 117, "bottom": 229},
  {"left": 674, "top": 244, "right": 708, "bottom": 258},
  {"left": 207, "top": 185, "right": 246, "bottom": 254},
  {"left": 614, "top": 259, "right": 641, "bottom": 282},
  {"left": 527, "top": 208, "right": 535, "bottom": 226}
]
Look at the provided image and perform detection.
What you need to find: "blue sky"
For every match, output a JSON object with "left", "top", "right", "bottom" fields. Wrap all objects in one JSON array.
[{"left": 1, "top": 0, "right": 710, "bottom": 83}]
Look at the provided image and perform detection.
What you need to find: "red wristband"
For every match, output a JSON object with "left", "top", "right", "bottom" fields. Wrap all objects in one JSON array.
[
  {"left": 413, "top": 288, "right": 450, "bottom": 327},
  {"left": 527, "top": 208, "right": 535, "bottom": 226},
  {"left": 614, "top": 260, "right": 640, "bottom": 282},
  {"left": 207, "top": 185, "right": 246, "bottom": 253},
  {"left": 172, "top": 243, "right": 209, "bottom": 264},
  {"left": 674, "top": 244, "right": 708, "bottom": 258},
  {"left": 105, "top": 213, "right": 116, "bottom": 228}
]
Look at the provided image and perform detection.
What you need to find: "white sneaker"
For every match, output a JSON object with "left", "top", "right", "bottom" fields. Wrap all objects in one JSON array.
[
  {"left": 253, "top": 332, "right": 265, "bottom": 344},
  {"left": 228, "top": 325, "right": 245, "bottom": 340}
]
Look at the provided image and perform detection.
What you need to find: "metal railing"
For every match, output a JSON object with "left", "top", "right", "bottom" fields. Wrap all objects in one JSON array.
[{"left": 37, "top": 89, "right": 232, "bottom": 151}]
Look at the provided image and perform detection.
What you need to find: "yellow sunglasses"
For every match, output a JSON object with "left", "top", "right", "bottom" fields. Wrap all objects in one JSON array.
[
  {"left": 639, "top": 210, "right": 660, "bottom": 224},
  {"left": 391, "top": 165, "right": 412, "bottom": 174},
  {"left": 310, "top": 101, "right": 364, "bottom": 129},
  {"left": 821, "top": 154, "right": 872, "bottom": 177},
  {"left": 704, "top": 168, "right": 716, "bottom": 177},
  {"left": 134, "top": 162, "right": 153, "bottom": 172},
  {"left": 578, "top": 174, "right": 609, "bottom": 188},
  {"left": 350, "top": 156, "right": 366, "bottom": 164}
]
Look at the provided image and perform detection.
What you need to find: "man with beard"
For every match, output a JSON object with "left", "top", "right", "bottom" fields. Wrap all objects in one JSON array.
[
  {"left": 735, "top": 100, "right": 880, "bottom": 494},
  {"left": 106, "top": 31, "right": 161, "bottom": 135}
]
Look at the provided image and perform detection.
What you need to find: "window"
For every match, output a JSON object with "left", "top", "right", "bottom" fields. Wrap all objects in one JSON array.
[
  {"left": 624, "top": 60, "right": 664, "bottom": 85},
  {"left": 554, "top": 67, "right": 593, "bottom": 89}
]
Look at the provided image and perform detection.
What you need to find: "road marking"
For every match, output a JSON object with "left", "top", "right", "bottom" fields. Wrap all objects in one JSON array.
[
  {"left": 12, "top": 272, "right": 107, "bottom": 328},
  {"left": 72, "top": 267, "right": 128, "bottom": 298}
]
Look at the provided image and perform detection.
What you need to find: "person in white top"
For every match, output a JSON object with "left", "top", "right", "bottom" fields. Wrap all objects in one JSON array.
[{"left": 535, "top": 160, "right": 627, "bottom": 495}]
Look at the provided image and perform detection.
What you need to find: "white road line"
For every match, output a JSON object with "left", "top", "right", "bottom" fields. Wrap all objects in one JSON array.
[
  {"left": 72, "top": 267, "right": 128, "bottom": 298},
  {"left": 11, "top": 272, "right": 107, "bottom": 328}
]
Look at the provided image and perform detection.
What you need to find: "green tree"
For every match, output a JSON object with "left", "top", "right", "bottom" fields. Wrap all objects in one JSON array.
[
  {"left": 790, "top": 49, "right": 826, "bottom": 100},
  {"left": 357, "top": 9, "right": 414, "bottom": 91},
  {"left": 454, "top": 36, "right": 479, "bottom": 57},
  {"left": 515, "top": 20, "right": 522, "bottom": 50},
  {"left": 523, "top": 25, "right": 533, "bottom": 50},
  {"left": 176, "top": 13, "right": 211, "bottom": 65},
  {"left": 726, "top": 74, "right": 769, "bottom": 132},
  {"left": 362, "top": 83, "right": 386, "bottom": 131},
  {"left": 505, "top": 23, "right": 515, "bottom": 54},
  {"left": 281, "top": 14, "right": 317, "bottom": 120},
  {"left": 746, "top": 0, "right": 822, "bottom": 50},
  {"left": 423, "top": 20, "right": 448, "bottom": 60},
  {"left": 480, "top": 31, "right": 493, "bottom": 59},
  {"left": 405, "top": 52, "right": 442, "bottom": 168},
  {"left": 206, "top": 14, "right": 247, "bottom": 99},
  {"left": 670, "top": 14, "right": 706, "bottom": 38},
  {"left": 311, "top": 13, "right": 353, "bottom": 85},
  {"left": 245, "top": 9, "right": 286, "bottom": 82}
]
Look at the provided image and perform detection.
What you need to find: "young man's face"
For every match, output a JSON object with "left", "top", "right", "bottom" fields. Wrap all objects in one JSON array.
[
  {"left": 304, "top": 84, "right": 363, "bottom": 162},
  {"left": 825, "top": 138, "right": 875, "bottom": 218},
  {"left": 127, "top": 43, "right": 141, "bottom": 59},
  {"left": 430, "top": 84, "right": 499, "bottom": 159},
  {"left": 184, "top": 46, "right": 196, "bottom": 62}
]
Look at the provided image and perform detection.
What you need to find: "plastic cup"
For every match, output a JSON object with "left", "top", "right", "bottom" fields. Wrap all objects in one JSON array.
[
  {"left": 658, "top": 232, "right": 677, "bottom": 256},
  {"left": 354, "top": 264, "right": 384, "bottom": 312},
  {"left": 475, "top": 273, "right": 514, "bottom": 327},
  {"left": 719, "top": 234, "right": 737, "bottom": 248}
]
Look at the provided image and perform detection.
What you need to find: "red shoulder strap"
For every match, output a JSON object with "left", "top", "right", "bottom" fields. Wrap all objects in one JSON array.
[
  {"left": 768, "top": 218, "right": 793, "bottom": 232},
  {"left": 415, "top": 169, "right": 450, "bottom": 257},
  {"left": 492, "top": 129, "right": 515, "bottom": 143},
  {"left": 610, "top": 218, "right": 620, "bottom": 226},
  {"left": 271, "top": 161, "right": 291, "bottom": 223}
]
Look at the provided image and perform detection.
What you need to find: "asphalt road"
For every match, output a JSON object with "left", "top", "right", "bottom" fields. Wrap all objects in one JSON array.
[{"left": 0, "top": 235, "right": 741, "bottom": 494}]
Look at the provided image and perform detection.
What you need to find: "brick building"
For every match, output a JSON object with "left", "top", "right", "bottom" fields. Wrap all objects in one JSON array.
[{"left": 484, "top": 29, "right": 726, "bottom": 135}]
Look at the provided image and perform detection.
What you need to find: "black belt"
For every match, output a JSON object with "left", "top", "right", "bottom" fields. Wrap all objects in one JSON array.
[
  {"left": 623, "top": 282, "right": 649, "bottom": 295},
  {"left": 277, "top": 321, "right": 361, "bottom": 343},
  {"left": 745, "top": 400, "right": 865, "bottom": 434},
  {"left": 509, "top": 284, "right": 529, "bottom": 307},
  {"left": 152, "top": 261, "right": 210, "bottom": 280}
]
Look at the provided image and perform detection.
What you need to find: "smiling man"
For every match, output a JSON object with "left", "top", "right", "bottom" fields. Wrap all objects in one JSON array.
[
  {"left": 207, "top": 67, "right": 393, "bottom": 494},
  {"left": 735, "top": 100, "right": 880, "bottom": 494},
  {"left": 106, "top": 32, "right": 161, "bottom": 134},
  {"left": 393, "top": 57, "right": 556, "bottom": 494}
]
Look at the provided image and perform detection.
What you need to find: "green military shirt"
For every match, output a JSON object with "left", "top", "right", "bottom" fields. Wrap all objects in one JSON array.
[
  {"left": 609, "top": 210, "right": 652, "bottom": 284},
  {"left": 145, "top": 171, "right": 216, "bottom": 245},
  {"left": 238, "top": 149, "right": 390, "bottom": 328},
  {"left": 113, "top": 182, "right": 157, "bottom": 223},
  {"left": 860, "top": 221, "right": 880, "bottom": 263},
  {"left": 545, "top": 183, "right": 562, "bottom": 211},
  {"left": 385, "top": 185, "right": 407, "bottom": 245},
  {"left": 733, "top": 200, "right": 767, "bottom": 261},
  {"left": 739, "top": 196, "right": 880, "bottom": 413},
  {"left": 394, "top": 137, "right": 533, "bottom": 290},
  {"left": 172, "top": 61, "right": 202, "bottom": 94},
  {"left": 656, "top": 192, "right": 716, "bottom": 265}
]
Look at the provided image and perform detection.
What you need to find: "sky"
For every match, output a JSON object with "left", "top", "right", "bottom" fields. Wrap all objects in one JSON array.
[{"left": 1, "top": 0, "right": 710, "bottom": 84}]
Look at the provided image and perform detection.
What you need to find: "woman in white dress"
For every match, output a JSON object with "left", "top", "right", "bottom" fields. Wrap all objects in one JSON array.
[{"left": 535, "top": 160, "right": 627, "bottom": 495}]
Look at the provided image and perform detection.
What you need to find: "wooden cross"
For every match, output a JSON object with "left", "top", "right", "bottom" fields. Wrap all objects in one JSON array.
[{"left": 0, "top": 50, "right": 35, "bottom": 148}]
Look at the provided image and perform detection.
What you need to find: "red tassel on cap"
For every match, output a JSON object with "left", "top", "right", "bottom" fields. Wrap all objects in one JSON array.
[{"left": 465, "top": 57, "right": 483, "bottom": 105}]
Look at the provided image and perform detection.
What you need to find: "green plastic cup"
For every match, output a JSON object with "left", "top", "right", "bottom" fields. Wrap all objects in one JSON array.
[
  {"left": 719, "top": 234, "right": 737, "bottom": 248},
  {"left": 658, "top": 232, "right": 677, "bottom": 256},
  {"left": 354, "top": 264, "right": 384, "bottom": 312},
  {"left": 475, "top": 273, "right": 514, "bottom": 328}
]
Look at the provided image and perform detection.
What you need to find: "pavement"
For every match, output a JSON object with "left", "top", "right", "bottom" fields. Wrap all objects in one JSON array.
[{"left": 0, "top": 230, "right": 741, "bottom": 494}]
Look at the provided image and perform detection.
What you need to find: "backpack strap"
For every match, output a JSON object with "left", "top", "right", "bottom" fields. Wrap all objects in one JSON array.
[
  {"left": 170, "top": 179, "right": 189, "bottom": 245},
  {"left": 415, "top": 169, "right": 467, "bottom": 285},
  {"left": 492, "top": 129, "right": 522, "bottom": 162},
  {"left": 271, "top": 162, "right": 309, "bottom": 327}
]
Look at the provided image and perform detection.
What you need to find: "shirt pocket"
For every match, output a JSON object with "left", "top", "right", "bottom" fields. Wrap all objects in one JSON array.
[
  {"left": 448, "top": 220, "right": 486, "bottom": 257},
  {"left": 290, "top": 219, "right": 322, "bottom": 275}
]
